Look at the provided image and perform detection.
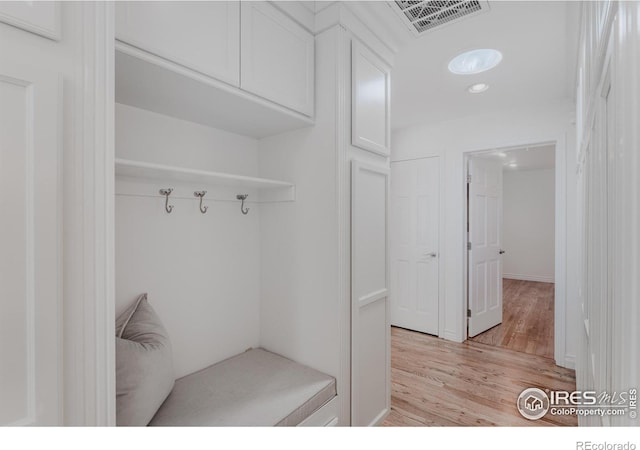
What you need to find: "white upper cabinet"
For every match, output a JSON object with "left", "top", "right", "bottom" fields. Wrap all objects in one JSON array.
[
  {"left": 351, "top": 40, "right": 391, "bottom": 156},
  {"left": 241, "top": 2, "right": 314, "bottom": 117},
  {"left": 115, "top": 1, "right": 240, "bottom": 87}
]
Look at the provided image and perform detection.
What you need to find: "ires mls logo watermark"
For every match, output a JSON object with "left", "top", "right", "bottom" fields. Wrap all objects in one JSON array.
[{"left": 517, "top": 387, "right": 638, "bottom": 420}]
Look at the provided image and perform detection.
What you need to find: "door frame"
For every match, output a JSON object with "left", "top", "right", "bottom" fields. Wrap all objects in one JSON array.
[{"left": 462, "top": 140, "right": 569, "bottom": 367}]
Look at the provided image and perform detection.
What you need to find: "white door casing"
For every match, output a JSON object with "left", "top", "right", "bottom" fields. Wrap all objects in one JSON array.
[
  {"left": 390, "top": 157, "right": 439, "bottom": 335},
  {"left": 468, "top": 157, "right": 503, "bottom": 337},
  {"left": 0, "top": 65, "right": 61, "bottom": 425},
  {"left": 351, "top": 160, "right": 390, "bottom": 427}
]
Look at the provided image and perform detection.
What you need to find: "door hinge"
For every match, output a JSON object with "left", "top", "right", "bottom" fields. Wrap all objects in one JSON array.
[
  {"left": 467, "top": 309, "right": 472, "bottom": 317},
  {"left": 466, "top": 174, "right": 472, "bottom": 183},
  {"left": 467, "top": 242, "right": 472, "bottom": 250}
]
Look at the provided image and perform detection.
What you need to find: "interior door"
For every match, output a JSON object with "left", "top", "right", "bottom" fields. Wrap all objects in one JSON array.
[
  {"left": 468, "top": 157, "right": 503, "bottom": 337},
  {"left": 390, "top": 157, "right": 439, "bottom": 335},
  {"left": 351, "top": 160, "right": 390, "bottom": 427},
  {"left": 0, "top": 65, "right": 61, "bottom": 425}
]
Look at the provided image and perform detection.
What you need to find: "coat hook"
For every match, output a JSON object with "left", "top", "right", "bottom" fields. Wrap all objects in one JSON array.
[
  {"left": 159, "top": 188, "right": 174, "bottom": 214},
  {"left": 194, "top": 191, "right": 208, "bottom": 214},
  {"left": 236, "top": 194, "right": 249, "bottom": 215}
]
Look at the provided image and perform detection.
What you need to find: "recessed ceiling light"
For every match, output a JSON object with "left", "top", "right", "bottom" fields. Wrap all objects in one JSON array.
[
  {"left": 497, "top": 152, "right": 507, "bottom": 158},
  {"left": 448, "top": 49, "right": 503, "bottom": 75},
  {"left": 468, "top": 83, "right": 489, "bottom": 94},
  {"left": 508, "top": 163, "right": 518, "bottom": 168}
]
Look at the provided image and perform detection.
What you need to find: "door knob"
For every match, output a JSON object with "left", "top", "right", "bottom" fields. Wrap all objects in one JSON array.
[
  {"left": 424, "top": 252, "right": 437, "bottom": 258},
  {"left": 499, "top": 249, "right": 506, "bottom": 254}
]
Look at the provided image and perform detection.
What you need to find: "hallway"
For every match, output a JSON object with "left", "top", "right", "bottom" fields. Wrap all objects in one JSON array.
[
  {"left": 470, "top": 279, "right": 555, "bottom": 360},
  {"left": 383, "top": 327, "right": 577, "bottom": 426}
]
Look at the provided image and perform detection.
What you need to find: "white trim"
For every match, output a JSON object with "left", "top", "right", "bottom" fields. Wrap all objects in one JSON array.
[
  {"left": 296, "top": 396, "right": 339, "bottom": 427},
  {"left": 315, "top": 2, "right": 395, "bottom": 66},
  {"left": 335, "top": 25, "right": 351, "bottom": 427},
  {"left": 63, "top": 2, "right": 115, "bottom": 425},
  {"left": 503, "top": 274, "right": 555, "bottom": 283},
  {"left": 369, "top": 407, "right": 390, "bottom": 427},
  {"left": 0, "top": 2, "right": 61, "bottom": 41},
  {"left": 358, "top": 288, "right": 389, "bottom": 308}
]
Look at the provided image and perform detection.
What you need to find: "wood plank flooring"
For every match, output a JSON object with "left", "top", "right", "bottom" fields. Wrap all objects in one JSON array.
[
  {"left": 383, "top": 327, "right": 578, "bottom": 426},
  {"left": 470, "top": 279, "right": 555, "bottom": 359}
]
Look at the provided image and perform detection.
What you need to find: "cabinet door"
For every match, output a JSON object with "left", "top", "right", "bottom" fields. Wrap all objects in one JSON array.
[
  {"left": 0, "top": 65, "right": 61, "bottom": 425},
  {"left": 0, "top": 1, "right": 60, "bottom": 40},
  {"left": 240, "top": 2, "right": 314, "bottom": 116},
  {"left": 352, "top": 40, "right": 391, "bottom": 156},
  {"left": 115, "top": 1, "right": 240, "bottom": 86},
  {"left": 351, "top": 161, "right": 390, "bottom": 427}
]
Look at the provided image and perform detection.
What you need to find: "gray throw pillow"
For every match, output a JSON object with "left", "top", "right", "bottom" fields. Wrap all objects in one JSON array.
[{"left": 116, "top": 293, "right": 174, "bottom": 426}]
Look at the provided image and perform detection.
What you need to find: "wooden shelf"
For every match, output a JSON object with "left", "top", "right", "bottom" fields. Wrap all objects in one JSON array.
[{"left": 115, "top": 158, "right": 295, "bottom": 193}]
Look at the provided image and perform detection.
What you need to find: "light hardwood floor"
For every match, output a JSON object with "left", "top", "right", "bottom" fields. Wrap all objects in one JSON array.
[
  {"left": 383, "top": 327, "right": 578, "bottom": 426},
  {"left": 470, "top": 279, "right": 555, "bottom": 359}
]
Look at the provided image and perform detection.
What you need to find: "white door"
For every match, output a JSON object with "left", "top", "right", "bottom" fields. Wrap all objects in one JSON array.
[
  {"left": 240, "top": 2, "right": 314, "bottom": 116},
  {"left": 468, "top": 157, "right": 503, "bottom": 337},
  {"left": 390, "top": 157, "right": 439, "bottom": 335},
  {"left": 0, "top": 65, "right": 61, "bottom": 425},
  {"left": 351, "top": 160, "right": 390, "bottom": 427}
]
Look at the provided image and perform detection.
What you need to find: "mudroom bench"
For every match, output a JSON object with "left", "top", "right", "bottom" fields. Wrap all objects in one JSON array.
[{"left": 149, "top": 348, "right": 339, "bottom": 427}]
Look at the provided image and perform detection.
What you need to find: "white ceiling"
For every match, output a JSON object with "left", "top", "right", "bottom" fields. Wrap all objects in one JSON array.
[
  {"left": 390, "top": 1, "right": 580, "bottom": 131},
  {"left": 476, "top": 143, "right": 556, "bottom": 171}
]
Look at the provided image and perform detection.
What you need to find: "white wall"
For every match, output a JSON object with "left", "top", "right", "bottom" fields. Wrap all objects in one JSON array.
[
  {"left": 391, "top": 100, "right": 578, "bottom": 368},
  {"left": 257, "top": 28, "right": 340, "bottom": 382},
  {"left": 503, "top": 168, "right": 555, "bottom": 283},
  {"left": 115, "top": 103, "right": 261, "bottom": 378}
]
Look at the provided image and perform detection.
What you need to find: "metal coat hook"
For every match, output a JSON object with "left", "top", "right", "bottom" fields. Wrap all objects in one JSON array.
[
  {"left": 194, "top": 191, "right": 208, "bottom": 214},
  {"left": 159, "top": 188, "right": 174, "bottom": 214},
  {"left": 236, "top": 194, "right": 249, "bottom": 215}
]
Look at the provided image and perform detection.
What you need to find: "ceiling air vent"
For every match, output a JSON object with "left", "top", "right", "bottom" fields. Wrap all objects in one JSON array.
[{"left": 391, "top": 1, "right": 490, "bottom": 35}]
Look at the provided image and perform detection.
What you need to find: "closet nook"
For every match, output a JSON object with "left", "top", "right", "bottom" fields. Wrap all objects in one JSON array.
[{"left": 114, "top": 1, "right": 394, "bottom": 426}]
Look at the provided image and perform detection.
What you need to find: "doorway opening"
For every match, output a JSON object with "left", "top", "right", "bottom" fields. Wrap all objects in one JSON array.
[{"left": 465, "top": 143, "right": 557, "bottom": 360}]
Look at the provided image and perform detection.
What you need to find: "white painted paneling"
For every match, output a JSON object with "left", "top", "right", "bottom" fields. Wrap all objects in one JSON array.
[
  {"left": 115, "top": 104, "right": 261, "bottom": 378},
  {"left": 351, "top": 40, "right": 390, "bottom": 156},
  {"left": 503, "top": 168, "right": 555, "bottom": 283},
  {"left": 2, "top": 2, "right": 116, "bottom": 426},
  {"left": 351, "top": 161, "right": 389, "bottom": 427},
  {"left": 115, "top": 1, "right": 240, "bottom": 86},
  {"left": 0, "top": 1, "right": 60, "bottom": 40},
  {"left": 241, "top": 2, "right": 314, "bottom": 116},
  {"left": 390, "top": 157, "right": 439, "bottom": 335},
  {"left": 0, "top": 67, "right": 60, "bottom": 425}
]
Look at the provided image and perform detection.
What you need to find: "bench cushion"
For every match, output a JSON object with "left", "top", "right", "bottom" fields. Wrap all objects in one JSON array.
[{"left": 149, "top": 348, "right": 336, "bottom": 426}]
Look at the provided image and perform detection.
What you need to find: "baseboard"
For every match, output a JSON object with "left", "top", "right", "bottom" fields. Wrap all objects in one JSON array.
[
  {"left": 442, "top": 330, "right": 464, "bottom": 343},
  {"left": 503, "top": 273, "right": 555, "bottom": 283},
  {"left": 562, "top": 354, "right": 576, "bottom": 370}
]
